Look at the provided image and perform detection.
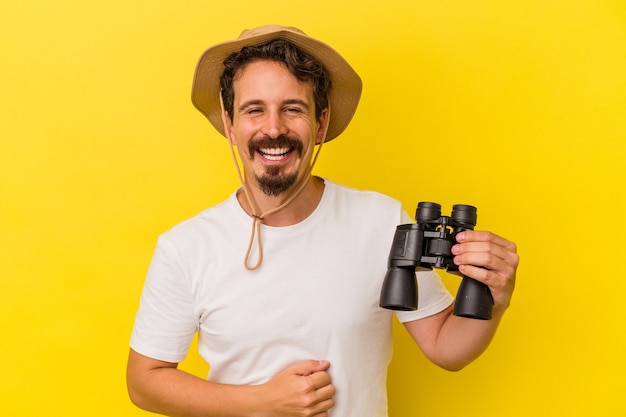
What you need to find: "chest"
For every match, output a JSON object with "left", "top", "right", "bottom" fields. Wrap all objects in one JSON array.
[{"left": 193, "top": 226, "right": 391, "bottom": 351}]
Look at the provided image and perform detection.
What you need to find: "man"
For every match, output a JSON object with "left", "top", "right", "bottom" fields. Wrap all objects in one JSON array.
[{"left": 127, "top": 25, "right": 519, "bottom": 417}]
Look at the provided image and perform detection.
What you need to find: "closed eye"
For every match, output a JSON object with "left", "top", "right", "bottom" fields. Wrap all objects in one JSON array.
[
  {"left": 238, "top": 100, "right": 264, "bottom": 116},
  {"left": 283, "top": 99, "right": 309, "bottom": 114}
]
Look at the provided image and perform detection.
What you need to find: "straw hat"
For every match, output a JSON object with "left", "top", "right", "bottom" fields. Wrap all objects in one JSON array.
[{"left": 191, "top": 25, "right": 362, "bottom": 142}]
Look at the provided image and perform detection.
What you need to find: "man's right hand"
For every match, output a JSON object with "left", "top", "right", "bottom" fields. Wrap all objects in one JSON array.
[
  {"left": 256, "top": 360, "right": 335, "bottom": 417},
  {"left": 127, "top": 349, "right": 335, "bottom": 417}
]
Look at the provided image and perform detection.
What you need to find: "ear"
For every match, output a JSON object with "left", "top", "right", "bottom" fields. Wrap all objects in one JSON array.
[
  {"left": 222, "top": 110, "right": 237, "bottom": 145},
  {"left": 315, "top": 108, "right": 330, "bottom": 145}
]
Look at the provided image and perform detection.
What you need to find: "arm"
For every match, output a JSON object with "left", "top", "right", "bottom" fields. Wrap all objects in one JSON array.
[
  {"left": 126, "top": 349, "right": 335, "bottom": 417},
  {"left": 404, "top": 230, "right": 519, "bottom": 371}
]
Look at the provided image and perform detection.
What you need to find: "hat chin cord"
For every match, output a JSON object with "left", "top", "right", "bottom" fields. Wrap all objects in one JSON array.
[{"left": 220, "top": 98, "right": 330, "bottom": 270}]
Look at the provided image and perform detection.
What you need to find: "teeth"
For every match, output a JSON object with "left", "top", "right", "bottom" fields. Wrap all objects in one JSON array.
[
  {"left": 260, "top": 147, "right": 289, "bottom": 155},
  {"left": 259, "top": 147, "right": 290, "bottom": 161}
]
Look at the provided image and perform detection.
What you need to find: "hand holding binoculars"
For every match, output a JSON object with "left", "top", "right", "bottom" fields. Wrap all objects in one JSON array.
[{"left": 379, "top": 202, "right": 494, "bottom": 320}]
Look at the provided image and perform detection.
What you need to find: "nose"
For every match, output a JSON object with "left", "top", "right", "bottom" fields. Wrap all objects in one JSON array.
[{"left": 262, "top": 109, "right": 289, "bottom": 138}]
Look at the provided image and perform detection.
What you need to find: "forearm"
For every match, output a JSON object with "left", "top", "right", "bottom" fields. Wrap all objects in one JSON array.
[
  {"left": 432, "top": 305, "right": 507, "bottom": 371},
  {"left": 404, "top": 303, "right": 508, "bottom": 372},
  {"left": 127, "top": 351, "right": 263, "bottom": 417},
  {"left": 420, "top": 229, "right": 518, "bottom": 370},
  {"left": 127, "top": 350, "right": 335, "bottom": 417}
]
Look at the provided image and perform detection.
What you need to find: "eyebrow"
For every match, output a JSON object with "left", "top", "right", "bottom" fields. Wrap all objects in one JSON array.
[
  {"left": 237, "top": 100, "right": 263, "bottom": 113},
  {"left": 237, "top": 99, "right": 311, "bottom": 113},
  {"left": 283, "top": 99, "right": 310, "bottom": 109}
]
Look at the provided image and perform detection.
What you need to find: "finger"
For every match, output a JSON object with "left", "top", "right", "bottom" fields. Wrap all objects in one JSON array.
[
  {"left": 309, "top": 386, "right": 336, "bottom": 414},
  {"left": 307, "top": 370, "right": 333, "bottom": 390},
  {"left": 454, "top": 236, "right": 519, "bottom": 269},
  {"left": 457, "top": 230, "right": 518, "bottom": 253},
  {"left": 460, "top": 252, "right": 518, "bottom": 284},
  {"left": 311, "top": 397, "right": 335, "bottom": 415},
  {"left": 453, "top": 239, "right": 518, "bottom": 280},
  {"left": 458, "top": 256, "right": 513, "bottom": 281},
  {"left": 459, "top": 263, "right": 516, "bottom": 301},
  {"left": 311, "top": 378, "right": 335, "bottom": 397},
  {"left": 454, "top": 241, "right": 517, "bottom": 267},
  {"left": 292, "top": 360, "right": 330, "bottom": 376}
]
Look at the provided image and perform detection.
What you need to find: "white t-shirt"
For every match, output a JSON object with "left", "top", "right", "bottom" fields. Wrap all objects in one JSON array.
[{"left": 130, "top": 179, "right": 453, "bottom": 416}]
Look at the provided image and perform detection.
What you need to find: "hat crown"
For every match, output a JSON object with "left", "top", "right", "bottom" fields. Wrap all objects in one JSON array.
[{"left": 238, "top": 25, "right": 306, "bottom": 40}]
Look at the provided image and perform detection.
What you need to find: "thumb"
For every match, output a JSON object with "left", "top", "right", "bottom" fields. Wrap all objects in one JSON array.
[{"left": 291, "top": 360, "right": 330, "bottom": 376}]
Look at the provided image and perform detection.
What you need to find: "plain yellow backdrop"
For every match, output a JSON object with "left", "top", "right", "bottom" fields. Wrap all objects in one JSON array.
[{"left": 1, "top": 0, "right": 624, "bottom": 415}]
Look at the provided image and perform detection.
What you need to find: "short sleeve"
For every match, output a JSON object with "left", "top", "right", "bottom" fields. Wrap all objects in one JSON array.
[
  {"left": 129, "top": 235, "right": 198, "bottom": 363},
  {"left": 394, "top": 269, "right": 454, "bottom": 323}
]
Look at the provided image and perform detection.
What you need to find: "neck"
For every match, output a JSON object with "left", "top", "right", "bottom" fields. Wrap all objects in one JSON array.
[{"left": 237, "top": 176, "right": 324, "bottom": 226}]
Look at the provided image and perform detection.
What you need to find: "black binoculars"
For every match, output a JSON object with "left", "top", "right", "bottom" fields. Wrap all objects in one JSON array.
[{"left": 379, "top": 202, "right": 493, "bottom": 320}]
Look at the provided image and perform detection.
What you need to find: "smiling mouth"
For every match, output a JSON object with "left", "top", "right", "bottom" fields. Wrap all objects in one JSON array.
[
  {"left": 250, "top": 135, "right": 304, "bottom": 162},
  {"left": 258, "top": 147, "right": 292, "bottom": 161}
]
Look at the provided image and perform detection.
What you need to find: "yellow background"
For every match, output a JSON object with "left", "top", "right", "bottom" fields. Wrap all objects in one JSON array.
[{"left": 1, "top": 0, "right": 624, "bottom": 415}]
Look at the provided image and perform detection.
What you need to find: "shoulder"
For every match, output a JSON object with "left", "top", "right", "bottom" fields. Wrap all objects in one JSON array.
[
  {"left": 324, "top": 179, "right": 402, "bottom": 210},
  {"left": 321, "top": 179, "right": 407, "bottom": 226},
  {"left": 157, "top": 192, "right": 241, "bottom": 248}
]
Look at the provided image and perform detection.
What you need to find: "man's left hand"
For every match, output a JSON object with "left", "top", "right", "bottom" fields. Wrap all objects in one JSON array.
[{"left": 452, "top": 230, "right": 519, "bottom": 311}]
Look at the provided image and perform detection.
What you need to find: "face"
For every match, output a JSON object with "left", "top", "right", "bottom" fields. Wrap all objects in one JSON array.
[{"left": 224, "top": 60, "right": 328, "bottom": 197}]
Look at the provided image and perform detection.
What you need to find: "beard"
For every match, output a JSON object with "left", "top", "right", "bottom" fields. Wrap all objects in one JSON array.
[
  {"left": 256, "top": 167, "right": 298, "bottom": 197},
  {"left": 248, "top": 134, "right": 305, "bottom": 197}
]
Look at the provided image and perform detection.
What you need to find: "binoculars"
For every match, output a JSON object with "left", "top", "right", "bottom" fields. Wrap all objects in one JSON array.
[{"left": 379, "top": 202, "right": 493, "bottom": 320}]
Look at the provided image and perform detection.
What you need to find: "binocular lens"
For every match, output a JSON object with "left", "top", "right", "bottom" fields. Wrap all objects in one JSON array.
[
  {"left": 451, "top": 204, "right": 477, "bottom": 227},
  {"left": 415, "top": 202, "right": 441, "bottom": 222}
]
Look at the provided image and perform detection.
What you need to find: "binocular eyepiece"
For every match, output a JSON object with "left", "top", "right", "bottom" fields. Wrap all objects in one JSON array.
[{"left": 379, "top": 202, "right": 494, "bottom": 320}]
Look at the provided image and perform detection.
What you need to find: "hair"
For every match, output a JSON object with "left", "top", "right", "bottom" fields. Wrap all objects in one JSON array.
[{"left": 220, "top": 39, "right": 331, "bottom": 122}]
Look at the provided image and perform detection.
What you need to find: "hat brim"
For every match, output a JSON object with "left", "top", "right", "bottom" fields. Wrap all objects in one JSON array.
[{"left": 191, "top": 25, "right": 362, "bottom": 142}]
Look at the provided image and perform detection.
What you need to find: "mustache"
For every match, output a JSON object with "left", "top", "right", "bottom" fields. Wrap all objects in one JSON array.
[{"left": 248, "top": 134, "right": 304, "bottom": 157}]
